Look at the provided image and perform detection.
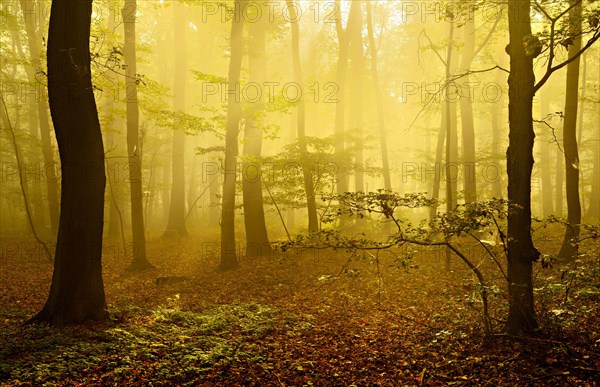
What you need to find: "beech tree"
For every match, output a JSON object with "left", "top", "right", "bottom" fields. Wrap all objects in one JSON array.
[
  {"left": 28, "top": 0, "right": 107, "bottom": 325},
  {"left": 122, "top": 0, "right": 151, "bottom": 270},
  {"left": 242, "top": 4, "right": 272, "bottom": 254},
  {"left": 220, "top": 0, "right": 244, "bottom": 270},
  {"left": 505, "top": 0, "right": 599, "bottom": 334}
]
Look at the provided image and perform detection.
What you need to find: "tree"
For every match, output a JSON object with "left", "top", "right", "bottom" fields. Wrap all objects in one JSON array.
[
  {"left": 366, "top": 2, "right": 391, "bottom": 193},
  {"left": 505, "top": 0, "right": 598, "bottom": 334},
  {"left": 242, "top": 5, "right": 272, "bottom": 255},
  {"left": 165, "top": 0, "right": 188, "bottom": 236},
  {"left": 220, "top": 0, "right": 244, "bottom": 270},
  {"left": 287, "top": 0, "right": 319, "bottom": 233},
  {"left": 28, "top": 0, "right": 107, "bottom": 325},
  {"left": 348, "top": 0, "right": 365, "bottom": 193},
  {"left": 558, "top": 0, "right": 583, "bottom": 261},
  {"left": 122, "top": 0, "right": 151, "bottom": 270},
  {"left": 505, "top": 0, "right": 542, "bottom": 334}
]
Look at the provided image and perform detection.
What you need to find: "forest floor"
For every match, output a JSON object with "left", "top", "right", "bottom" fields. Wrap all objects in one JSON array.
[{"left": 1, "top": 227, "right": 599, "bottom": 386}]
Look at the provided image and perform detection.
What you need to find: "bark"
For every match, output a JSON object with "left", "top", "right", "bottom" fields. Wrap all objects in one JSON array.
[
  {"left": 366, "top": 3, "right": 391, "bottom": 192},
  {"left": 242, "top": 8, "right": 272, "bottom": 255},
  {"left": 28, "top": 0, "right": 107, "bottom": 325},
  {"left": 558, "top": 0, "right": 582, "bottom": 261},
  {"left": 122, "top": 0, "right": 151, "bottom": 270},
  {"left": 19, "top": 0, "right": 60, "bottom": 231},
  {"left": 220, "top": 0, "right": 244, "bottom": 270},
  {"left": 287, "top": 0, "right": 319, "bottom": 233},
  {"left": 165, "top": 2, "right": 188, "bottom": 236},
  {"left": 506, "top": 0, "right": 540, "bottom": 334}
]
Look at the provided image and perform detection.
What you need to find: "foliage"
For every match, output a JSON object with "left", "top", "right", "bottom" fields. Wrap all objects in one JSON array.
[{"left": 1, "top": 303, "right": 279, "bottom": 385}]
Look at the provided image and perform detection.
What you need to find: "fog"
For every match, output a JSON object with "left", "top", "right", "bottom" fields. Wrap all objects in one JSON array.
[{"left": 1, "top": 0, "right": 599, "bottom": 384}]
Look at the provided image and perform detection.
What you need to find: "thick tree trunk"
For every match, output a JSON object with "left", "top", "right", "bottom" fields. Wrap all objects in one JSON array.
[
  {"left": 220, "top": 0, "right": 244, "bottom": 270},
  {"left": 558, "top": 0, "right": 582, "bottom": 261},
  {"left": 165, "top": 2, "right": 188, "bottom": 236},
  {"left": 20, "top": 0, "right": 60, "bottom": 231},
  {"left": 28, "top": 0, "right": 107, "bottom": 325},
  {"left": 122, "top": 0, "right": 151, "bottom": 270},
  {"left": 287, "top": 0, "right": 319, "bottom": 233},
  {"left": 243, "top": 9, "right": 272, "bottom": 255},
  {"left": 366, "top": 3, "right": 391, "bottom": 192},
  {"left": 506, "top": 0, "right": 540, "bottom": 334}
]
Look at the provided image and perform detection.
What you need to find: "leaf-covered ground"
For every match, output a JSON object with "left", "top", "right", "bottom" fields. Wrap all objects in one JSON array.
[{"left": 1, "top": 229, "right": 599, "bottom": 386}]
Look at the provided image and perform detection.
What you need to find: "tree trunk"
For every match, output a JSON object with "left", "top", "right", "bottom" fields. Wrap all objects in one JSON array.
[
  {"left": 334, "top": 0, "right": 350, "bottom": 196},
  {"left": 243, "top": 7, "right": 272, "bottom": 255},
  {"left": 20, "top": 0, "right": 60, "bottom": 231},
  {"left": 506, "top": 0, "right": 540, "bottom": 334},
  {"left": 165, "top": 1, "right": 188, "bottom": 236},
  {"left": 122, "top": 0, "right": 151, "bottom": 270},
  {"left": 587, "top": 118, "right": 599, "bottom": 219},
  {"left": 287, "top": 0, "right": 319, "bottom": 233},
  {"left": 208, "top": 167, "right": 221, "bottom": 228},
  {"left": 490, "top": 57, "right": 506, "bottom": 199},
  {"left": 28, "top": 0, "right": 107, "bottom": 325},
  {"left": 366, "top": 3, "right": 391, "bottom": 192},
  {"left": 555, "top": 145, "right": 564, "bottom": 218},
  {"left": 558, "top": 0, "right": 582, "bottom": 261},
  {"left": 459, "top": 16, "right": 477, "bottom": 205},
  {"left": 348, "top": 0, "right": 364, "bottom": 193},
  {"left": 220, "top": 0, "right": 244, "bottom": 270},
  {"left": 539, "top": 90, "right": 554, "bottom": 217}
]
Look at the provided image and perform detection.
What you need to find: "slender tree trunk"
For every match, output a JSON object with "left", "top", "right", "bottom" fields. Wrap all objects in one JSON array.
[
  {"left": 28, "top": 0, "right": 107, "bottom": 325},
  {"left": 506, "top": 0, "right": 540, "bottom": 334},
  {"left": 243, "top": 8, "right": 272, "bottom": 255},
  {"left": 208, "top": 167, "right": 221, "bottom": 228},
  {"left": 20, "top": 0, "right": 60, "bottom": 231},
  {"left": 220, "top": 0, "right": 244, "bottom": 270},
  {"left": 588, "top": 117, "right": 599, "bottom": 219},
  {"left": 122, "top": 0, "right": 151, "bottom": 270},
  {"left": 287, "top": 0, "right": 319, "bottom": 233},
  {"left": 348, "top": 0, "right": 364, "bottom": 193},
  {"left": 556, "top": 145, "right": 564, "bottom": 217},
  {"left": 490, "top": 58, "right": 506, "bottom": 199},
  {"left": 539, "top": 89, "right": 554, "bottom": 216},
  {"left": 430, "top": 118, "right": 445, "bottom": 220},
  {"left": 366, "top": 3, "right": 391, "bottom": 192},
  {"left": 444, "top": 18, "right": 456, "bottom": 272},
  {"left": 558, "top": 0, "right": 583, "bottom": 261},
  {"left": 459, "top": 16, "right": 477, "bottom": 205},
  {"left": 334, "top": 0, "right": 350, "bottom": 196},
  {"left": 165, "top": 1, "right": 188, "bottom": 236},
  {"left": 187, "top": 140, "right": 198, "bottom": 226}
]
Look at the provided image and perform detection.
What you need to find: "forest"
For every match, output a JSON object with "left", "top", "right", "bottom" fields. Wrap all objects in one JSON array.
[{"left": 1, "top": 0, "right": 599, "bottom": 384}]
